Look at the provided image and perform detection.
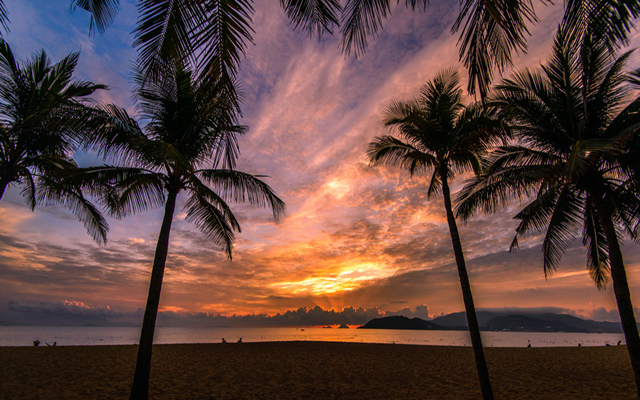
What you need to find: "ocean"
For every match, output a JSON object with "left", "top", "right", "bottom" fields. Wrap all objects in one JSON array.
[{"left": 0, "top": 326, "right": 626, "bottom": 348}]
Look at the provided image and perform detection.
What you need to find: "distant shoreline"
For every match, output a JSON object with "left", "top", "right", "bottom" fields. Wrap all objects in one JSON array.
[{"left": 0, "top": 325, "right": 626, "bottom": 348}]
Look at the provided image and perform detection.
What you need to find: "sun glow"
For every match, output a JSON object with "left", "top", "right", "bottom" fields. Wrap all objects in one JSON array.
[
  {"left": 271, "top": 262, "right": 394, "bottom": 295},
  {"left": 324, "top": 178, "right": 351, "bottom": 199}
]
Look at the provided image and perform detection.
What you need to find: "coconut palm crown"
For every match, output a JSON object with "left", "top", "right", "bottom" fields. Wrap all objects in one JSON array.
[
  {"left": 341, "top": 0, "right": 640, "bottom": 100},
  {"left": 84, "top": 63, "right": 285, "bottom": 400},
  {"left": 367, "top": 68, "right": 509, "bottom": 400},
  {"left": 0, "top": 38, "right": 109, "bottom": 243},
  {"left": 456, "top": 27, "right": 640, "bottom": 395}
]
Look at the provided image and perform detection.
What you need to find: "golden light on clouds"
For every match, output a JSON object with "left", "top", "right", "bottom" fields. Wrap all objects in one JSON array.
[
  {"left": 0, "top": 206, "right": 35, "bottom": 233},
  {"left": 159, "top": 305, "right": 187, "bottom": 313},
  {"left": 324, "top": 178, "right": 351, "bottom": 199},
  {"left": 271, "top": 261, "right": 395, "bottom": 295}
]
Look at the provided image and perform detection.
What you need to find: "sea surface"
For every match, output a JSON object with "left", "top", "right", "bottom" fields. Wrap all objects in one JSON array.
[{"left": 0, "top": 326, "right": 626, "bottom": 348}]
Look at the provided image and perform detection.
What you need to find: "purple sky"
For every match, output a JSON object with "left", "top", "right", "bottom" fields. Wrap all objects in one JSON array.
[{"left": 1, "top": 0, "right": 639, "bottom": 326}]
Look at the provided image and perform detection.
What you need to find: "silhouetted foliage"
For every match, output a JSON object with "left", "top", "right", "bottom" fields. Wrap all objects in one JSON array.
[
  {"left": 83, "top": 62, "right": 285, "bottom": 400},
  {"left": 367, "top": 68, "right": 508, "bottom": 400},
  {"left": 0, "top": 38, "right": 108, "bottom": 243},
  {"left": 456, "top": 25, "right": 640, "bottom": 396}
]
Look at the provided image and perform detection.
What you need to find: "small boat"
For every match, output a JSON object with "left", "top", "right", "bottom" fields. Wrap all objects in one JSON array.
[{"left": 300, "top": 329, "right": 305, "bottom": 331}]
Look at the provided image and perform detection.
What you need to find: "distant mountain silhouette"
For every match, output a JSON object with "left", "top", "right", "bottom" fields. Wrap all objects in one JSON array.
[
  {"left": 431, "top": 311, "right": 498, "bottom": 327},
  {"left": 337, "top": 324, "right": 350, "bottom": 329},
  {"left": 0, "top": 312, "right": 118, "bottom": 327},
  {"left": 482, "top": 315, "right": 585, "bottom": 332},
  {"left": 431, "top": 311, "right": 627, "bottom": 333},
  {"left": 358, "top": 315, "right": 446, "bottom": 330},
  {"left": 357, "top": 312, "right": 629, "bottom": 333}
]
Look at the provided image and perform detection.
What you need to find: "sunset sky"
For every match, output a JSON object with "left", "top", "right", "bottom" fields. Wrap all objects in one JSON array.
[{"left": 1, "top": 0, "right": 640, "bottom": 326}]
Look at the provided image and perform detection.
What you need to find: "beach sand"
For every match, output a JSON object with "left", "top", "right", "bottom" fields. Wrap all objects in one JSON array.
[{"left": 0, "top": 341, "right": 637, "bottom": 399}]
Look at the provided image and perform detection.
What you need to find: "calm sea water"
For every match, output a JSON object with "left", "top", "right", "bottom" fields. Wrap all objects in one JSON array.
[{"left": 0, "top": 326, "right": 626, "bottom": 348}]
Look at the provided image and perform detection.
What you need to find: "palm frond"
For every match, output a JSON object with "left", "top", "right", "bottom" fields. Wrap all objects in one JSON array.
[
  {"left": 339, "top": 0, "right": 392, "bottom": 57},
  {"left": 0, "top": 38, "right": 17, "bottom": 80},
  {"left": 71, "top": 0, "right": 120, "bottom": 34},
  {"left": 36, "top": 174, "right": 109, "bottom": 244},
  {"left": 280, "top": 0, "right": 341, "bottom": 37},
  {"left": 452, "top": 0, "right": 541, "bottom": 99},
  {"left": 367, "top": 135, "right": 437, "bottom": 177},
  {"left": 420, "top": 67, "right": 464, "bottom": 120},
  {"left": 0, "top": 0, "right": 9, "bottom": 35},
  {"left": 17, "top": 166, "right": 36, "bottom": 210},
  {"left": 115, "top": 170, "right": 166, "bottom": 217},
  {"left": 134, "top": 0, "right": 200, "bottom": 83},
  {"left": 605, "top": 93, "right": 640, "bottom": 142},
  {"left": 453, "top": 102, "right": 511, "bottom": 155},
  {"left": 184, "top": 189, "right": 236, "bottom": 259},
  {"left": 456, "top": 146, "right": 557, "bottom": 220},
  {"left": 82, "top": 103, "right": 148, "bottom": 164},
  {"left": 586, "top": 49, "right": 632, "bottom": 131},
  {"left": 541, "top": 186, "right": 584, "bottom": 277},
  {"left": 426, "top": 168, "right": 440, "bottom": 199},
  {"left": 562, "top": 0, "right": 640, "bottom": 53},
  {"left": 193, "top": 0, "right": 255, "bottom": 108},
  {"left": 196, "top": 169, "right": 286, "bottom": 220},
  {"left": 187, "top": 175, "right": 241, "bottom": 232}
]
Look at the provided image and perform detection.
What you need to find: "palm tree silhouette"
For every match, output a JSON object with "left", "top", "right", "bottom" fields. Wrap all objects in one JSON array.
[
  {"left": 0, "top": 38, "right": 109, "bottom": 243},
  {"left": 340, "top": 0, "right": 640, "bottom": 101},
  {"left": 85, "top": 63, "right": 285, "bottom": 400},
  {"left": 457, "top": 27, "right": 640, "bottom": 396},
  {"left": 61, "top": 0, "right": 342, "bottom": 110},
  {"left": 3, "top": 1, "right": 639, "bottom": 104},
  {"left": 367, "top": 68, "right": 508, "bottom": 400}
]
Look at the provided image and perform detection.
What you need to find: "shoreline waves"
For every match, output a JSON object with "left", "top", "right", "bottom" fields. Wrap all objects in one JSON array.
[
  {"left": 1, "top": 341, "right": 636, "bottom": 399},
  {"left": 0, "top": 325, "right": 626, "bottom": 347}
]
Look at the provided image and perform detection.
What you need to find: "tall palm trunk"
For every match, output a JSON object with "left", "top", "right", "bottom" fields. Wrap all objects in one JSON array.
[
  {"left": 441, "top": 170, "right": 494, "bottom": 400},
  {"left": 0, "top": 176, "right": 9, "bottom": 201},
  {"left": 129, "top": 189, "right": 178, "bottom": 400},
  {"left": 595, "top": 198, "right": 640, "bottom": 397}
]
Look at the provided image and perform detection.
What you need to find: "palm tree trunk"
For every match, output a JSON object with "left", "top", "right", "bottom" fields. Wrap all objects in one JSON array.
[
  {"left": 596, "top": 199, "right": 640, "bottom": 398},
  {"left": 0, "top": 176, "right": 10, "bottom": 201},
  {"left": 129, "top": 190, "right": 178, "bottom": 400},
  {"left": 441, "top": 171, "right": 494, "bottom": 400}
]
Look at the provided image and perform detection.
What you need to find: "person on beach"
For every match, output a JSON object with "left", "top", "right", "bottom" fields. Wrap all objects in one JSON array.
[
  {"left": 222, "top": 338, "right": 226, "bottom": 343},
  {"left": 237, "top": 338, "right": 242, "bottom": 343}
]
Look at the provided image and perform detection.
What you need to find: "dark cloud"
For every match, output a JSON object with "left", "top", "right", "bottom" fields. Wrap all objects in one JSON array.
[
  {"left": 4, "top": 299, "right": 632, "bottom": 328},
  {"left": 0, "top": 300, "right": 392, "bottom": 327}
]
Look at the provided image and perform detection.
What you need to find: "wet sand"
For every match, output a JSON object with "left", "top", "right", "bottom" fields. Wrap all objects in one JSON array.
[{"left": 0, "top": 341, "right": 637, "bottom": 399}]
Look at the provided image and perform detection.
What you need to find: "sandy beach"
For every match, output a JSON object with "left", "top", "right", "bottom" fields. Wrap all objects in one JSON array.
[{"left": 0, "top": 341, "right": 637, "bottom": 399}]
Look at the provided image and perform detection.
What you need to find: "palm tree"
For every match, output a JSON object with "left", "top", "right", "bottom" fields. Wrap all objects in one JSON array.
[
  {"left": 367, "top": 68, "right": 508, "bottom": 400},
  {"left": 85, "top": 64, "right": 285, "bottom": 400},
  {"left": 62, "top": 0, "right": 342, "bottom": 111},
  {"left": 66, "top": 0, "right": 531, "bottom": 102},
  {"left": 340, "top": 0, "right": 640, "bottom": 100},
  {"left": 4, "top": 0, "right": 640, "bottom": 104},
  {"left": 0, "top": 38, "right": 110, "bottom": 243},
  {"left": 456, "top": 27, "right": 640, "bottom": 396}
]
